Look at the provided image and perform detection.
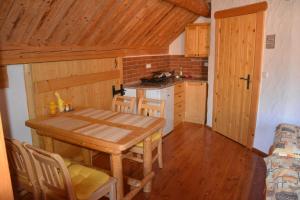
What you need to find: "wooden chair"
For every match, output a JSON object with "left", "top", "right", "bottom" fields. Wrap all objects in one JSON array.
[
  {"left": 23, "top": 143, "right": 116, "bottom": 200},
  {"left": 124, "top": 97, "right": 165, "bottom": 168},
  {"left": 91, "top": 95, "right": 136, "bottom": 165},
  {"left": 5, "top": 138, "right": 41, "bottom": 199},
  {"left": 111, "top": 95, "right": 136, "bottom": 113}
]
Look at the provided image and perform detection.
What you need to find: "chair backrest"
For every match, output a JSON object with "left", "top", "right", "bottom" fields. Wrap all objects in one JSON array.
[
  {"left": 112, "top": 95, "right": 136, "bottom": 113},
  {"left": 5, "top": 138, "right": 40, "bottom": 196},
  {"left": 23, "top": 143, "right": 76, "bottom": 200},
  {"left": 137, "top": 98, "right": 165, "bottom": 118}
]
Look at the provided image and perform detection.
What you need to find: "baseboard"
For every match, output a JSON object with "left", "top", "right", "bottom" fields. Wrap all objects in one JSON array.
[{"left": 252, "top": 148, "right": 268, "bottom": 157}]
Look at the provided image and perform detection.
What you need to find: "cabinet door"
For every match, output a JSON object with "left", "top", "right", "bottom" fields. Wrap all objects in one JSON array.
[
  {"left": 198, "top": 24, "right": 210, "bottom": 56},
  {"left": 185, "top": 23, "right": 210, "bottom": 57},
  {"left": 185, "top": 82, "right": 207, "bottom": 124},
  {"left": 185, "top": 25, "right": 199, "bottom": 57}
]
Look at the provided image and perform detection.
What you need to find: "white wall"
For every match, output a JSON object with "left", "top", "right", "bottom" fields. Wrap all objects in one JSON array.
[
  {"left": 205, "top": 0, "right": 300, "bottom": 153},
  {"left": 0, "top": 65, "right": 32, "bottom": 143},
  {"left": 283, "top": 2, "right": 300, "bottom": 125}
]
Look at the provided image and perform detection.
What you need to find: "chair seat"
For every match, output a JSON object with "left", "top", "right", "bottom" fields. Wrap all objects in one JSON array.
[
  {"left": 68, "top": 164, "right": 110, "bottom": 200},
  {"left": 135, "top": 132, "right": 161, "bottom": 148},
  {"left": 63, "top": 158, "right": 72, "bottom": 167}
]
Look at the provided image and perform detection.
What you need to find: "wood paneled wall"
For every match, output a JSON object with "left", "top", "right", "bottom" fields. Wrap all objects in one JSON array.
[
  {"left": 24, "top": 58, "right": 123, "bottom": 159},
  {"left": 0, "top": 115, "right": 14, "bottom": 200},
  {"left": 0, "top": 66, "right": 8, "bottom": 88},
  {"left": 0, "top": 0, "right": 208, "bottom": 65}
]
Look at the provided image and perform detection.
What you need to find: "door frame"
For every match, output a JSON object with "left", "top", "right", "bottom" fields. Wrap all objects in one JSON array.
[{"left": 212, "top": 2, "right": 268, "bottom": 148}]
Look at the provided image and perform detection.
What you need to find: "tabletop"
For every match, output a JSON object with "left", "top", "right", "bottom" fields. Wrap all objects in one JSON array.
[{"left": 25, "top": 108, "right": 165, "bottom": 154}]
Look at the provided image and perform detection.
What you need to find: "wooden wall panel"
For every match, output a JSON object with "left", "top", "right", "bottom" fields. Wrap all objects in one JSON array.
[
  {"left": 0, "top": 115, "right": 14, "bottom": 200},
  {"left": 25, "top": 57, "right": 123, "bottom": 160},
  {"left": 0, "top": 66, "right": 8, "bottom": 88},
  {"left": 0, "top": 0, "right": 208, "bottom": 65}
]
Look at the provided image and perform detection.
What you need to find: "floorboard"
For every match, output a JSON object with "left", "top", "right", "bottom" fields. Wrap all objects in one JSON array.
[
  {"left": 95, "top": 122, "right": 266, "bottom": 200},
  {"left": 17, "top": 122, "right": 266, "bottom": 200}
]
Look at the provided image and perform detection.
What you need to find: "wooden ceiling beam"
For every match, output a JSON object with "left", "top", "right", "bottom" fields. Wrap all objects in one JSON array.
[
  {"left": 162, "top": 0, "right": 209, "bottom": 16},
  {"left": 0, "top": 47, "right": 168, "bottom": 65}
]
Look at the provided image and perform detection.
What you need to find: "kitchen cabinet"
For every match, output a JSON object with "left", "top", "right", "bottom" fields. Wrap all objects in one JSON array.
[
  {"left": 185, "top": 23, "right": 210, "bottom": 57},
  {"left": 174, "top": 82, "right": 185, "bottom": 127},
  {"left": 125, "top": 81, "right": 207, "bottom": 130},
  {"left": 185, "top": 82, "right": 207, "bottom": 124}
]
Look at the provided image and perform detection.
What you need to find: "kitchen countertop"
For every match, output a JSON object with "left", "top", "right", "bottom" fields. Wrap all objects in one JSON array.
[{"left": 124, "top": 77, "right": 207, "bottom": 89}]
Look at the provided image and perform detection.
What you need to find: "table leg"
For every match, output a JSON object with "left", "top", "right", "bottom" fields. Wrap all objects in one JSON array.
[
  {"left": 81, "top": 148, "right": 92, "bottom": 166},
  {"left": 43, "top": 136, "right": 54, "bottom": 152},
  {"left": 110, "top": 153, "right": 124, "bottom": 200},
  {"left": 143, "top": 136, "right": 152, "bottom": 192}
]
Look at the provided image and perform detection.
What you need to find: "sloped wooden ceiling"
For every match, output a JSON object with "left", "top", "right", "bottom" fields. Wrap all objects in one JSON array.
[{"left": 0, "top": 0, "right": 208, "bottom": 64}]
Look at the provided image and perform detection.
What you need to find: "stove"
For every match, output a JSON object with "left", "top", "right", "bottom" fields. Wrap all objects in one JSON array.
[{"left": 140, "top": 71, "right": 173, "bottom": 85}]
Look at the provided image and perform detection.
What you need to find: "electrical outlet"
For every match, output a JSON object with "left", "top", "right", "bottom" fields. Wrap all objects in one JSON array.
[{"left": 146, "top": 63, "right": 152, "bottom": 69}]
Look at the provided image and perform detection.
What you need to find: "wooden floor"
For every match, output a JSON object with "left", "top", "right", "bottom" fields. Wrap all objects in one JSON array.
[
  {"left": 18, "top": 122, "right": 266, "bottom": 200},
  {"left": 95, "top": 122, "right": 266, "bottom": 200}
]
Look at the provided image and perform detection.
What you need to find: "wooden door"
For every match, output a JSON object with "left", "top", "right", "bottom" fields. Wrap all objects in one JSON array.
[
  {"left": 0, "top": 114, "right": 14, "bottom": 200},
  {"left": 185, "top": 25, "right": 199, "bottom": 57},
  {"left": 212, "top": 3, "right": 266, "bottom": 147}
]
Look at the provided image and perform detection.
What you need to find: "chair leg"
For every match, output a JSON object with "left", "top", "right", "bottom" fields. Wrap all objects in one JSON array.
[
  {"left": 158, "top": 139, "right": 163, "bottom": 168},
  {"left": 109, "top": 180, "right": 117, "bottom": 200},
  {"left": 32, "top": 188, "right": 41, "bottom": 200},
  {"left": 137, "top": 153, "right": 142, "bottom": 159}
]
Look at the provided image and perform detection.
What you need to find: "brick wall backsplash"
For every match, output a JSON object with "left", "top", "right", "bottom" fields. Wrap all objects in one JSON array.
[
  {"left": 123, "top": 55, "right": 208, "bottom": 84},
  {"left": 169, "top": 55, "right": 208, "bottom": 79},
  {"left": 123, "top": 55, "right": 169, "bottom": 84}
]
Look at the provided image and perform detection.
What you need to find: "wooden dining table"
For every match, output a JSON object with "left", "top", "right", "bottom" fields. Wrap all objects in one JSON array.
[{"left": 25, "top": 107, "right": 165, "bottom": 200}]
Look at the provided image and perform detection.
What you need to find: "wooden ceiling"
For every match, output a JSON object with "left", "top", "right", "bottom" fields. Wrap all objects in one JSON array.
[{"left": 0, "top": 0, "right": 208, "bottom": 64}]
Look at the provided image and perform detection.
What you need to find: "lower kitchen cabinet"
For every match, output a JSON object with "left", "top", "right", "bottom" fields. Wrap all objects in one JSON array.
[
  {"left": 174, "top": 82, "right": 185, "bottom": 127},
  {"left": 185, "top": 81, "right": 207, "bottom": 124},
  {"left": 126, "top": 81, "right": 207, "bottom": 130}
]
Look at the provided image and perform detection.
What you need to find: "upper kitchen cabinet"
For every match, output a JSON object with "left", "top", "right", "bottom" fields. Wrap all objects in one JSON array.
[{"left": 185, "top": 23, "right": 210, "bottom": 57}]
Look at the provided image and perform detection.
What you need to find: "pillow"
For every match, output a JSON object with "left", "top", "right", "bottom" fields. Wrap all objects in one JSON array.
[
  {"left": 272, "top": 124, "right": 300, "bottom": 158},
  {"left": 265, "top": 154, "right": 300, "bottom": 200},
  {"left": 277, "top": 123, "right": 300, "bottom": 133}
]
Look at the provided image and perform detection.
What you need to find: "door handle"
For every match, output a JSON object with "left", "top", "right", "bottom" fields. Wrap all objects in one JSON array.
[{"left": 240, "top": 74, "right": 251, "bottom": 90}]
